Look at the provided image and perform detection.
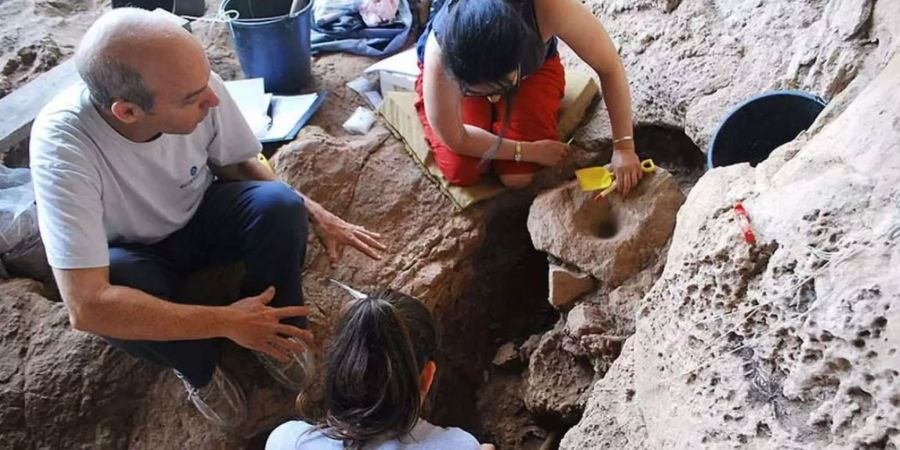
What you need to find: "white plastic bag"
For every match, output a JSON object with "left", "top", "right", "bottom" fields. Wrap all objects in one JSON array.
[
  {"left": 342, "top": 107, "right": 377, "bottom": 135},
  {"left": 0, "top": 165, "right": 36, "bottom": 255},
  {"left": 313, "top": 0, "right": 363, "bottom": 27},
  {"left": 0, "top": 165, "right": 49, "bottom": 280}
]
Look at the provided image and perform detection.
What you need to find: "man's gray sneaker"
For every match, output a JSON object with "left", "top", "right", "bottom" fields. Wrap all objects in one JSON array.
[
  {"left": 175, "top": 366, "right": 247, "bottom": 429},
  {"left": 256, "top": 337, "right": 315, "bottom": 391}
]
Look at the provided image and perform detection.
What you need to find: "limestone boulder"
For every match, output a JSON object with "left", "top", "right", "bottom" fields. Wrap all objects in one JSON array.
[
  {"left": 492, "top": 342, "right": 522, "bottom": 370},
  {"left": 559, "top": 339, "right": 649, "bottom": 449},
  {"left": 548, "top": 264, "right": 596, "bottom": 309},
  {"left": 562, "top": 51, "right": 900, "bottom": 450},
  {"left": 524, "top": 323, "right": 595, "bottom": 424},
  {"left": 477, "top": 372, "right": 549, "bottom": 450},
  {"left": 528, "top": 169, "right": 684, "bottom": 288},
  {"left": 553, "top": 254, "right": 667, "bottom": 378}
]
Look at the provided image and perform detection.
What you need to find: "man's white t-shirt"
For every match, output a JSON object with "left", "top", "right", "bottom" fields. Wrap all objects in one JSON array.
[
  {"left": 265, "top": 419, "right": 481, "bottom": 450},
  {"left": 29, "top": 73, "right": 260, "bottom": 269}
]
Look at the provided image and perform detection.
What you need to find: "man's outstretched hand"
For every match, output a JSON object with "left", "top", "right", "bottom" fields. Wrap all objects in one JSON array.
[
  {"left": 304, "top": 197, "right": 387, "bottom": 264},
  {"left": 219, "top": 159, "right": 388, "bottom": 265},
  {"left": 224, "top": 287, "right": 313, "bottom": 363}
]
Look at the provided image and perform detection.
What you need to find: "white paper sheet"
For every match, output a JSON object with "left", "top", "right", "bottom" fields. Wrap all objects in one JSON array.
[
  {"left": 363, "top": 47, "right": 420, "bottom": 77},
  {"left": 261, "top": 94, "right": 320, "bottom": 142},
  {"left": 225, "top": 78, "right": 325, "bottom": 143},
  {"left": 224, "top": 78, "right": 271, "bottom": 136}
]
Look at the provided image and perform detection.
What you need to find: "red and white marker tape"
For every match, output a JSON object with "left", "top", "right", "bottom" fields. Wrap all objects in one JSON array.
[{"left": 734, "top": 202, "right": 756, "bottom": 245}]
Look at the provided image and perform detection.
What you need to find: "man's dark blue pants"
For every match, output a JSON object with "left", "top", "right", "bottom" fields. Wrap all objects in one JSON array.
[{"left": 104, "top": 181, "right": 308, "bottom": 388}]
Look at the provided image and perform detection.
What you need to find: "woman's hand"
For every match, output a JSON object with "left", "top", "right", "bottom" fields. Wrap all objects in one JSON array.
[
  {"left": 525, "top": 140, "right": 571, "bottom": 167},
  {"left": 611, "top": 148, "right": 642, "bottom": 195}
]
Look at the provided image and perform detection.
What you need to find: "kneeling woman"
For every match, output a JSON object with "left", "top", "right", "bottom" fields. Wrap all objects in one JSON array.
[
  {"left": 416, "top": 0, "right": 643, "bottom": 192},
  {"left": 266, "top": 289, "right": 491, "bottom": 449}
]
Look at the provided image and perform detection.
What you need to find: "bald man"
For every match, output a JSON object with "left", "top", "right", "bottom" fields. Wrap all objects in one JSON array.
[{"left": 28, "top": 8, "right": 385, "bottom": 429}]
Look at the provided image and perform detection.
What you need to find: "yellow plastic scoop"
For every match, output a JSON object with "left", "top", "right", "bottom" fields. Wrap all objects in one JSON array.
[
  {"left": 592, "top": 159, "right": 658, "bottom": 202},
  {"left": 575, "top": 166, "right": 615, "bottom": 191},
  {"left": 575, "top": 159, "right": 657, "bottom": 192}
]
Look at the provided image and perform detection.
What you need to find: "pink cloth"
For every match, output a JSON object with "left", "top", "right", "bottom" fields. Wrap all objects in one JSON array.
[{"left": 359, "top": 0, "right": 399, "bottom": 26}]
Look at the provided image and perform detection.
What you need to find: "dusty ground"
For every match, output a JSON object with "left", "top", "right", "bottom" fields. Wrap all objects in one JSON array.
[{"left": 0, "top": 0, "right": 106, "bottom": 99}]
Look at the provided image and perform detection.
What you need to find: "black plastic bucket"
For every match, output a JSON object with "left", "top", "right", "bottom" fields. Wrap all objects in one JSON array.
[
  {"left": 112, "top": 0, "right": 173, "bottom": 10},
  {"left": 111, "top": 0, "right": 205, "bottom": 16},
  {"left": 707, "top": 90, "right": 827, "bottom": 169},
  {"left": 221, "top": 0, "right": 313, "bottom": 94}
]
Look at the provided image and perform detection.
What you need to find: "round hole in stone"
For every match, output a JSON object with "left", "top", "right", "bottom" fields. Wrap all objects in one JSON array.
[
  {"left": 573, "top": 194, "right": 619, "bottom": 239},
  {"left": 597, "top": 219, "right": 618, "bottom": 238}
]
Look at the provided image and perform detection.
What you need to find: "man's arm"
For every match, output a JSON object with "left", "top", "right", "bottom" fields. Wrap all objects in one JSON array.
[
  {"left": 55, "top": 266, "right": 310, "bottom": 361},
  {"left": 213, "top": 157, "right": 387, "bottom": 262},
  {"left": 206, "top": 69, "right": 385, "bottom": 260}
]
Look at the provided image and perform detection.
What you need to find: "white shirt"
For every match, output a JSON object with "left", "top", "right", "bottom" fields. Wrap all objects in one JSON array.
[
  {"left": 29, "top": 73, "right": 260, "bottom": 269},
  {"left": 265, "top": 419, "right": 481, "bottom": 450}
]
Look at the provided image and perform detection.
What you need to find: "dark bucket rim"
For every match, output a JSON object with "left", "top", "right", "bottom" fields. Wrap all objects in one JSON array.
[
  {"left": 219, "top": 0, "right": 312, "bottom": 25},
  {"left": 706, "top": 89, "right": 828, "bottom": 170}
]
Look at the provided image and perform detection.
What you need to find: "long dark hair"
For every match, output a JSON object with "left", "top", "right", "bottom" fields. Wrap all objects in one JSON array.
[
  {"left": 438, "top": 0, "right": 534, "bottom": 160},
  {"left": 319, "top": 290, "right": 439, "bottom": 448}
]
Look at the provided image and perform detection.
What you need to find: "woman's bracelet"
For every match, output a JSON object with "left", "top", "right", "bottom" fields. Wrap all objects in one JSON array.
[
  {"left": 613, "top": 135, "right": 635, "bottom": 152},
  {"left": 514, "top": 141, "right": 524, "bottom": 162}
]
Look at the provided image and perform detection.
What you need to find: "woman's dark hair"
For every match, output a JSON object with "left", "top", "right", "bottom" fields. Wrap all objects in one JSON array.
[
  {"left": 438, "top": 0, "right": 530, "bottom": 87},
  {"left": 319, "top": 290, "right": 439, "bottom": 448},
  {"left": 438, "top": 0, "right": 537, "bottom": 161}
]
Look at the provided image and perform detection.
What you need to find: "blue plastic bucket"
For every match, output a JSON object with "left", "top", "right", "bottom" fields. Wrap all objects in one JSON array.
[
  {"left": 221, "top": 0, "right": 313, "bottom": 94},
  {"left": 707, "top": 90, "right": 827, "bottom": 169}
]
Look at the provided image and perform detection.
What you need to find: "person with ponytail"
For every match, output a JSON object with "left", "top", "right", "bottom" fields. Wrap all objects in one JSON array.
[
  {"left": 414, "top": 0, "right": 643, "bottom": 192},
  {"left": 266, "top": 286, "right": 493, "bottom": 449}
]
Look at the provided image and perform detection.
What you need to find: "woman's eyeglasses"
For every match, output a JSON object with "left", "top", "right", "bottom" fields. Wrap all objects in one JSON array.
[{"left": 461, "top": 64, "right": 521, "bottom": 98}]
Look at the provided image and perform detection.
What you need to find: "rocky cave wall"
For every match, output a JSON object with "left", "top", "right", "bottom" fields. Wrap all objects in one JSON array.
[{"left": 561, "top": 28, "right": 900, "bottom": 450}]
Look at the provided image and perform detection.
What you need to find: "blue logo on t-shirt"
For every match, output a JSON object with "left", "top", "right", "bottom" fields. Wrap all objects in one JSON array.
[{"left": 180, "top": 165, "right": 204, "bottom": 189}]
